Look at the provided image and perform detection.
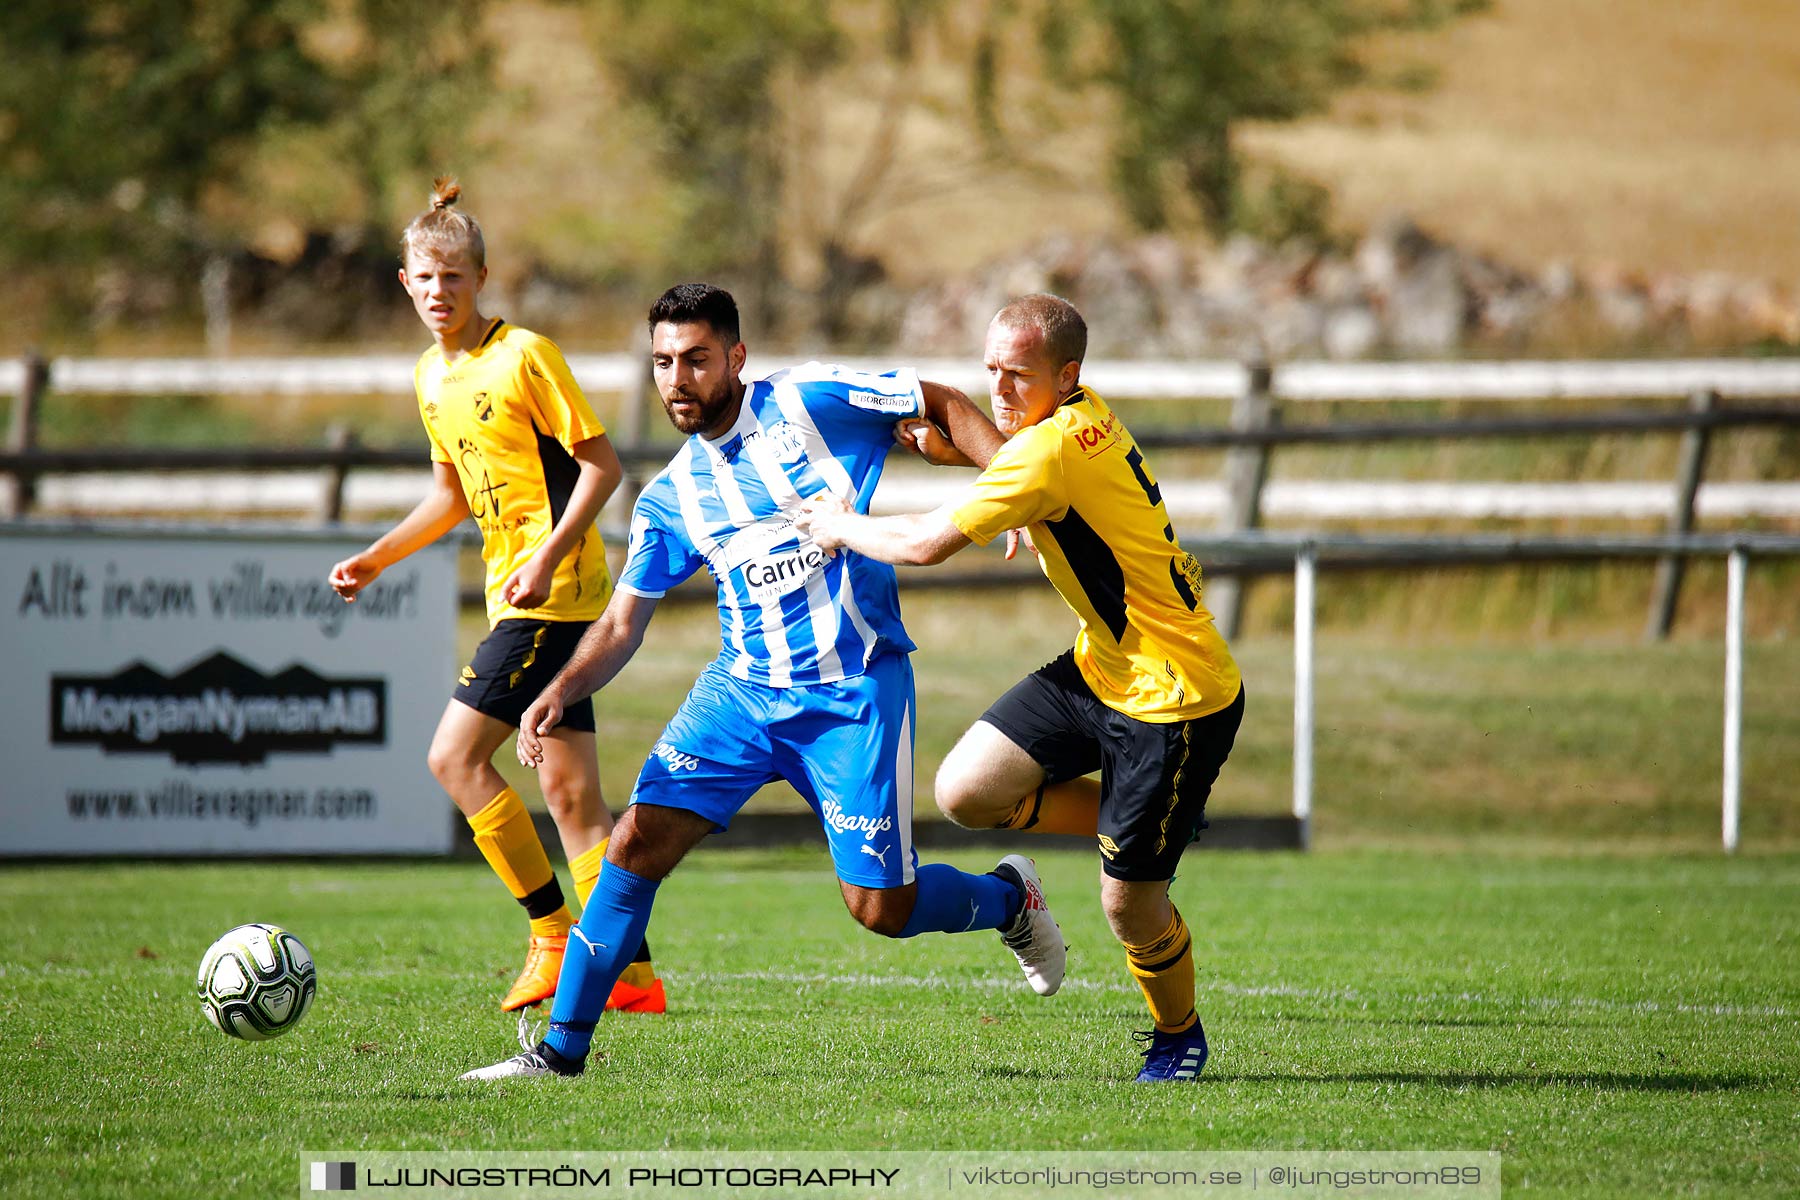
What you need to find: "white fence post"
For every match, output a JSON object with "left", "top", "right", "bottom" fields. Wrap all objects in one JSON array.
[
  {"left": 1723, "top": 547, "right": 1746, "bottom": 853},
  {"left": 1293, "top": 545, "right": 1317, "bottom": 848}
]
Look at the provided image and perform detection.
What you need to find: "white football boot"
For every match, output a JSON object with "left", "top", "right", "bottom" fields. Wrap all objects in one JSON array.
[
  {"left": 458, "top": 1012, "right": 584, "bottom": 1080},
  {"left": 994, "top": 854, "right": 1066, "bottom": 996}
]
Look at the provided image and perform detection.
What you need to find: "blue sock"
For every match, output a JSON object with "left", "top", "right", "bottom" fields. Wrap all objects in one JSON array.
[
  {"left": 543, "top": 862, "right": 659, "bottom": 1062},
  {"left": 894, "top": 863, "right": 1019, "bottom": 938}
]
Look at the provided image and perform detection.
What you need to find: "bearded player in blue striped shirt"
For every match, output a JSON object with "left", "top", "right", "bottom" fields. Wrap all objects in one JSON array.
[{"left": 461, "top": 283, "right": 1065, "bottom": 1080}]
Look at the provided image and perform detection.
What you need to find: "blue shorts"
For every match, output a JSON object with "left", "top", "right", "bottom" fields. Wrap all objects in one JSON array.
[{"left": 629, "top": 652, "right": 917, "bottom": 888}]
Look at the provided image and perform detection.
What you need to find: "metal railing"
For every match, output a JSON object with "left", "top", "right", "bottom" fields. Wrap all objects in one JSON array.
[{"left": 1194, "top": 530, "right": 1800, "bottom": 855}]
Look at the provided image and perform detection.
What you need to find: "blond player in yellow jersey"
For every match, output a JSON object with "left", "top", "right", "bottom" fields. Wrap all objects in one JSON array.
[
  {"left": 795, "top": 293, "right": 1243, "bottom": 1083},
  {"left": 328, "top": 179, "right": 663, "bottom": 1015}
]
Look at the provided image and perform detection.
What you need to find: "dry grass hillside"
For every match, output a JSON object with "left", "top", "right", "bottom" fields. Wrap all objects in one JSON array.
[
  {"left": 21, "top": 1, "right": 1800, "bottom": 352},
  {"left": 463, "top": 0, "right": 1800, "bottom": 304},
  {"left": 1241, "top": 0, "right": 1800, "bottom": 282}
]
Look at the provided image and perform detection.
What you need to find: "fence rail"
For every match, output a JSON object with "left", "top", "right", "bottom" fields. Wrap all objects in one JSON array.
[
  {"left": 4, "top": 401, "right": 1796, "bottom": 474},
  {"left": 13, "top": 352, "right": 1800, "bottom": 401},
  {"left": 1238, "top": 531, "right": 1800, "bottom": 856},
  {"left": 5, "top": 353, "right": 1798, "bottom": 641}
]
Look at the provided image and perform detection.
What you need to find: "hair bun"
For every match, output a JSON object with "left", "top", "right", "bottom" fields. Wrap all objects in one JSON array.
[{"left": 430, "top": 176, "right": 462, "bottom": 211}]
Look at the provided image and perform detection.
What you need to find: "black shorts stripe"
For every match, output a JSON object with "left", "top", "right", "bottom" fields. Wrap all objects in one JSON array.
[
  {"left": 509, "top": 622, "right": 549, "bottom": 688},
  {"left": 459, "top": 619, "right": 596, "bottom": 732},
  {"left": 1154, "top": 721, "right": 1195, "bottom": 856},
  {"left": 1042, "top": 506, "right": 1128, "bottom": 642}
]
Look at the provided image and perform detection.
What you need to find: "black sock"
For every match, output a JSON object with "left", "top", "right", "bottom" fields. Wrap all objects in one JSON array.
[
  {"left": 535, "top": 1039, "right": 585, "bottom": 1076},
  {"left": 990, "top": 863, "right": 1026, "bottom": 927}
]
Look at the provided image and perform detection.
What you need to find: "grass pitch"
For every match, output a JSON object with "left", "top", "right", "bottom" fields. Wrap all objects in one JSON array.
[
  {"left": 3, "top": 848, "right": 1796, "bottom": 1198},
  {"left": 493, "top": 591, "right": 1800, "bottom": 852}
]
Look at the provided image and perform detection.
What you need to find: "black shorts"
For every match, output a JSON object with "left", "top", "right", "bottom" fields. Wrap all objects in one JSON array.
[
  {"left": 455, "top": 619, "right": 596, "bottom": 732},
  {"left": 981, "top": 650, "right": 1244, "bottom": 882}
]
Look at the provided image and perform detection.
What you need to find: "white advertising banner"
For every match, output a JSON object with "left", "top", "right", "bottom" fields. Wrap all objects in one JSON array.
[{"left": 1, "top": 525, "right": 457, "bottom": 856}]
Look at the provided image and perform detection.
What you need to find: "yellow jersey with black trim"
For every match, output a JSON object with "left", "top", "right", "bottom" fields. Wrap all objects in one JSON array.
[
  {"left": 415, "top": 319, "right": 613, "bottom": 627},
  {"left": 949, "top": 386, "right": 1239, "bottom": 722}
]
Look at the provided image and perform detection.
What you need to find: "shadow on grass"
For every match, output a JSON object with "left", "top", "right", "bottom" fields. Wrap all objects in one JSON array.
[
  {"left": 971, "top": 1065, "right": 1063, "bottom": 1081},
  {"left": 1211, "top": 1070, "right": 1768, "bottom": 1092},
  {"left": 1257, "top": 1011, "right": 1605, "bottom": 1030},
  {"left": 389, "top": 1069, "right": 1769, "bottom": 1100}
]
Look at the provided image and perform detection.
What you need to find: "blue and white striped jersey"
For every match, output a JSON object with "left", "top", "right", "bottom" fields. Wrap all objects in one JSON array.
[{"left": 617, "top": 362, "right": 924, "bottom": 687}]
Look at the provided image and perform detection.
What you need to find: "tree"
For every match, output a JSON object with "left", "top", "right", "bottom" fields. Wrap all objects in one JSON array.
[
  {"left": 0, "top": 1, "right": 335, "bottom": 271},
  {"left": 0, "top": 0, "right": 489, "bottom": 328},
  {"left": 309, "top": 0, "right": 493, "bottom": 242},
  {"left": 1011, "top": 0, "right": 1487, "bottom": 236},
  {"left": 583, "top": 0, "right": 842, "bottom": 326}
]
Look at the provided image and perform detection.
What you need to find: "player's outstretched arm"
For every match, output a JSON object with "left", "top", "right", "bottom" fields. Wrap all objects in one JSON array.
[
  {"left": 893, "top": 382, "right": 1004, "bottom": 469},
  {"left": 794, "top": 493, "right": 970, "bottom": 566},
  {"left": 327, "top": 461, "right": 468, "bottom": 601},
  {"left": 926, "top": 381, "right": 1005, "bottom": 468},
  {"left": 501, "top": 433, "right": 624, "bottom": 608},
  {"left": 517, "top": 588, "right": 659, "bottom": 767}
]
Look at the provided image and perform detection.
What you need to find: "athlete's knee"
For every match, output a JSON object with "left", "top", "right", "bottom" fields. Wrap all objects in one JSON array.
[
  {"left": 843, "top": 887, "right": 913, "bottom": 938},
  {"left": 605, "top": 804, "right": 708, "bottom": 881},
  {"left": 932, "top": 769, "right": 984, "bottom": 827},
  {"left": 425, "top": 734, "right": 476, "bottom": 791},
  {"left": 935, "top": 723, "right": 1044, "bottom": 829},
  {"left": 602, "top": 818, "right": 668, "bottom": 882},
  {"left": 537, "top": 766, "right": 601, "bottom": 826},
  {"left": 933, "top": 759, "right": 1005, "bottom": 828},
  {"left": 1101, "top": 876, "right": 1172, "bottom": 944}
]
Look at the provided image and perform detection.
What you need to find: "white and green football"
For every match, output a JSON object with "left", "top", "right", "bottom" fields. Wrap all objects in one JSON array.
[{"left": 195, "top": 923, "right": 316, "bottom": 1041}]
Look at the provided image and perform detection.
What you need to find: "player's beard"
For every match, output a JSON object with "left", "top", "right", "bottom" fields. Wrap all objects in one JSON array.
[{"left": 661, "top": 376, "right": 736, "bottom": 436}]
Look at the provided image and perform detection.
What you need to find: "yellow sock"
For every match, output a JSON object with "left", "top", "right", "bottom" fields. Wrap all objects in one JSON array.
[
  {"left": 569, "top": 837, "right": 656, "bottom": 986},
  {"left": 1123, "top": 905, "right": 1198, "bottom": 1034},
  {"left": 468, "top": 787, "right": 571, "bottom": 938},
  {"left": 570, "top": 840, "right": 607, "bottom": 908},
  {"left": 1000, "top": 779, "right": 1101, "bottom": 837}
]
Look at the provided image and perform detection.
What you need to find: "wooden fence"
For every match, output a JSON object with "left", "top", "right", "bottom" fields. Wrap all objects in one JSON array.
[{"left": 4, "top": 353, "right": 1798, "bottom": 641}]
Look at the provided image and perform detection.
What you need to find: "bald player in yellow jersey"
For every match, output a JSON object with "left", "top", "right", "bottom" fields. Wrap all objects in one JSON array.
[
  {"left": 795, "top": 293, "right": 1242, "bottom": 1084},
  {"left": 329, "top": 179, "right": 663, "bottom": 1015}
]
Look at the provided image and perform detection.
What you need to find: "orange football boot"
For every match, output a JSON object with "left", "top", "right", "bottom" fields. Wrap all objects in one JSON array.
[
  {"left": 605, "top": 975, "right": 667, "bottom": 1014},
  {"left": 499, "top": 934, "right": 567, "bottom": 1012}
]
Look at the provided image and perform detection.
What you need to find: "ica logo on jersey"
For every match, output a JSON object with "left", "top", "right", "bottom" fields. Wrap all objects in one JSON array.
[{"left": 1074, "top": 412, "right": 1120, "bottom": 458}]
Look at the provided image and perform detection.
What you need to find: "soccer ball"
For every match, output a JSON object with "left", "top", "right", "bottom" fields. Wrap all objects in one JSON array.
[{"left": 196, "top": 923, "right": 316, "bottom": 1041}]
